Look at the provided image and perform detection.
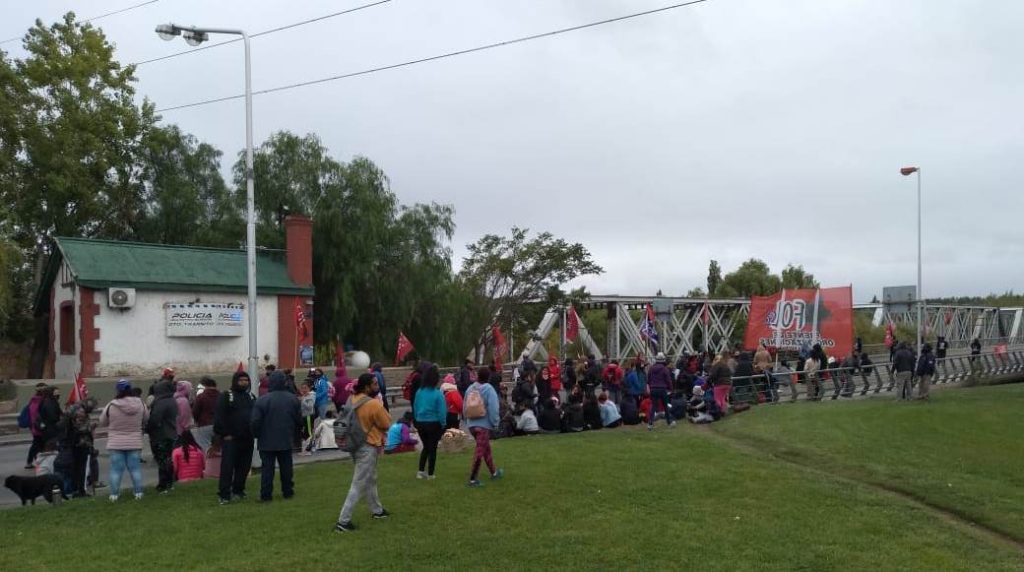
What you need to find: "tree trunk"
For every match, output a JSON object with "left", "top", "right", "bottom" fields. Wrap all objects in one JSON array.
[{"left": 27, "top": 312, "right": 49, "bottom": 379}]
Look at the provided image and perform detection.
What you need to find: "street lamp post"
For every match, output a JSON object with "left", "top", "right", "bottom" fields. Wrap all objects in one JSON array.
[
  {"left": 901, "top": 166, "right": 923, "bottom": 359},
  {"left": 156, "top": 24, "right": 259, "bottom": 390}
]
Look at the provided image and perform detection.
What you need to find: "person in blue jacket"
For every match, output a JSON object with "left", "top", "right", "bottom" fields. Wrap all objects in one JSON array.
[
  {"left": 413, "top": 365, "right": 447, "bottom": 479},
  {"left": 464, "top": 367, "right": 505, "bottom": 487}
]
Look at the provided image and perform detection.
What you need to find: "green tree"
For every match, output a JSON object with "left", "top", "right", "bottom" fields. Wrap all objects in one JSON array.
[
  {"left": 707, "top": 260, "right": 722, "bottom": 295},
  {"left": 715, "top": 259, "right": 782, "bottom": 297},
  {"left": 686, "top": 287, "right": 706, "bottom": 298},
  {"left": 233, "top": 131, "right": 342, "bottom": 249},
  {"left": 4, "top": 13, "right": 155, "bottom": 251},
  {"left": 780, "top": 264, "right": 820, "bottom": 289},
  {"left": 459, "top": 228, "right": 603, "bottom": 352},
  {"left": 137, "top": 125, "right": 242, "bottom": 247},
  {"left": 0, "top": 235, "right": 22, "bottom": 337}
]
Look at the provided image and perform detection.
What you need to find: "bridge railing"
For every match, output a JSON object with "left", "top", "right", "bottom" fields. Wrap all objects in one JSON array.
[{"left": 724, "top": 349, "right": 1024, "bottom": 403}]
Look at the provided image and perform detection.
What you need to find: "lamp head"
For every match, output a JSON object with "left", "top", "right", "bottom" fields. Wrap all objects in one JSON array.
[
  {"left": 155, "top": 24, "right": 180, "bottom": 41},
  {"left": 182, "top": 29, "right": 209, "bottom": 46}
]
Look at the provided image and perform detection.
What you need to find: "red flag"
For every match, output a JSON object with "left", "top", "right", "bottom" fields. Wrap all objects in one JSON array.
[
  {"left": 335, "top": 342, "right": 345, "bottom": 369},
  {"left": 900, "top": 166, "right": 919, "bottom": 176},
  {"left": 566, "top": 305, "right": 580, "bottom": 342},
  {"left": 295, "top": 303, "right": 307, "bottom": 340},
  {"left": 236, "top": 361, "right": 245, "bottom": 373},
  {"left": 701, "top": 303, "right": 710, "bottom": 325},
  {"left": 492, "top": 324, "right": 508, "bottom": 371},
  {"left": 395, "top": 331, "right": 415, "bottom": 365},
  {"left": 66, "top": 372, "right": 89, "bottom": 406},
  {"left": 884, "top": 321, "right": 895, "bottom": 348}
]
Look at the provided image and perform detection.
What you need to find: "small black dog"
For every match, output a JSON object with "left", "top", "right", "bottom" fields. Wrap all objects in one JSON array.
[{"left": 4, "top": 474, "right": 67, "bottom": 506}]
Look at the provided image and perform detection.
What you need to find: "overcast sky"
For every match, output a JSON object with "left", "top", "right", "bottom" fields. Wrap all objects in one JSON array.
[{"left": 4, "top": 0, "right": 1022, "bottom": 303}]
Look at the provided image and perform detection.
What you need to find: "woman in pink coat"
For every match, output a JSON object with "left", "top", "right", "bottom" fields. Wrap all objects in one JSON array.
[{"left": 174, "top": 381, "right": 194, "bottom": 436}]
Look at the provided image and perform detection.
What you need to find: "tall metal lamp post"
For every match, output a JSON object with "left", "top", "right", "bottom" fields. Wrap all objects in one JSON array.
[
  {"left": 155, "top": 23, "right": 259, "bottom": 388},
  {"left": 901, "top": 166, "right": 923, "bottom": 359}
]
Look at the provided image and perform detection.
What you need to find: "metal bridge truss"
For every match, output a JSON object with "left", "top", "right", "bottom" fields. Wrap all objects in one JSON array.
[
  {"left": 855, "top": 304, "right": 1023, "bottom": 348},
  {"left": 519, "top": 296, "right": 1023, "bottom": 363}
]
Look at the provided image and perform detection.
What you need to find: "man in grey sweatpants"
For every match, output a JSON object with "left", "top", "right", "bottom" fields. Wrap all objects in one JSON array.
[
  {"left": 336, "top": 374, "right": 392, "bottom": 533},
  {"left": 892, "top": 342, "right": 917, "bottom": 401}
]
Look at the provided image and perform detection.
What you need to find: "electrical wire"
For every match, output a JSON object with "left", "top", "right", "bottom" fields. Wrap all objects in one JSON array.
[
  {"left": 132, "top": 0, "right": 392, "bottom": 66},
  {"left": 0, "top": 0, "right": 160, "bottom": 46},
  {"left": 156, "top": 0, "right": 711, "bottom": 113}
]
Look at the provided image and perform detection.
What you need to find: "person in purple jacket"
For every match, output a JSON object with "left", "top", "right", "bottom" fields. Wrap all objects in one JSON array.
[{"left": 647, "top": 352, "right": 676, "bottom": 430}]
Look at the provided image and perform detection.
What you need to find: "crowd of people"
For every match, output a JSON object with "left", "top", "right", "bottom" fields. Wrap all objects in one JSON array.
[{"left": 13, "top": 335, "right": 964, "bottom": 528}]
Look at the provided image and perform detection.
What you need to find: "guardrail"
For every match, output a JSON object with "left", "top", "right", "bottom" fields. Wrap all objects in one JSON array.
[{"left": 724, "top": 349, "right": 1024, "bottom": 403}]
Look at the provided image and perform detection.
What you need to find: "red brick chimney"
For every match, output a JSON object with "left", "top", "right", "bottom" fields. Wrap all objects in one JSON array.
[{"left": 284, "top": 215, "right": 313, "bottom": 287}]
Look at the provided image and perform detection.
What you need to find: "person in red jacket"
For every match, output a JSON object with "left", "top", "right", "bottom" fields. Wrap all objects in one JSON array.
[
  {"left": 441, "top": 377, "right": 463, "bottom": 429},
  {"left": 547, "top": 356, "right": 562, "bottom": 400},
  {"left": 602, "top": 360, "right": 625, "bottom": 405},
  {"left": 172, "top": 430, "right": 206, "bottom": 482}
]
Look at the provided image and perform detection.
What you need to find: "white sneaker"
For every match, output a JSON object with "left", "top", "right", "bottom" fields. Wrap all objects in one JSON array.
[
  {"left": 134, "top": 493, "right": 143, "bottom": 501},
  {"left": 108, "top": 495, "right": 119, "bottom": 502},
  {"left": 416, "top": 471, "right": 427, "bottom": 480},
  {"left": 426, "top": 474, "right": 436, "bottom": 480}
]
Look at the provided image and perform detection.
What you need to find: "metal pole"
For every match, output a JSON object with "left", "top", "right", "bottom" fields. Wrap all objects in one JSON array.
[
  {"left": 916, "top": 168, "right": 923, "bottom": 360},
  {"left": 242, "top": 31, "right": 259, "bottom": 390}
]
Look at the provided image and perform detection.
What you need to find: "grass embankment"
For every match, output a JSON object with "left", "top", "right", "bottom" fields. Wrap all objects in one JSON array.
[
  {"left": 1, "top": 386, "right": 1022, "bottom": 571},
  {"left": 712, "top": 383, "right": 1024, "bottom": 542}
]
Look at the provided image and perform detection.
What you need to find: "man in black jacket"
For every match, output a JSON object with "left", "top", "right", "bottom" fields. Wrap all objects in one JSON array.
[
  {"left": 891, "top": 342, "right": 917, "bottom": 400},
  {"left": 251, "top": 371, "right": 301, "bottom": 502},
  {"left": 146, "top": 381, "right": 178, "bottom": 493},
  {"left": 214, "top": 371, "right": 255, "bottom": 505}
]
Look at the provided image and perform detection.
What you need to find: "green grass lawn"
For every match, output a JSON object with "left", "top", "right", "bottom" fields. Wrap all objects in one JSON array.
[
  {"left": 2, "top": 387, "right": 1022, "bottom": 571},
  {"left": 712, "top": 383, "right": 1024, "bottom": 542}
]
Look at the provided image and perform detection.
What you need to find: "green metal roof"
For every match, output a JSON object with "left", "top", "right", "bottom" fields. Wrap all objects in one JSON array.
[{"left": 35, "top": 237, "right": 313, "bottom": 312}]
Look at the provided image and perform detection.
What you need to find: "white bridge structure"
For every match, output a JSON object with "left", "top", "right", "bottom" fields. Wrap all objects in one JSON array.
[{"left": 519, "top": 295, "right": 1024, "bottom": 362}]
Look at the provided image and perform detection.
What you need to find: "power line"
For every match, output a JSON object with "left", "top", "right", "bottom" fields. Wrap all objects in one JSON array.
[
  {"left": 156, "top": 0, "right": 711, "bottom": 113},
  {"left": 132, "top": 0, "right": 392, "bottom": 67},
  {"left": 0, "top": 0, "right": 160, "bottom": 46}
]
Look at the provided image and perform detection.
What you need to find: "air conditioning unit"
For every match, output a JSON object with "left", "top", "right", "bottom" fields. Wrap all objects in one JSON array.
[{"left": 108, "top": 287, "right": 136, "bottom": 309}]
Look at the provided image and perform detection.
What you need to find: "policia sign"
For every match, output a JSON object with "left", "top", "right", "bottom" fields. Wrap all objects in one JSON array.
[{"left": 165, "top": 303, "right": 244, "bottom": 337}]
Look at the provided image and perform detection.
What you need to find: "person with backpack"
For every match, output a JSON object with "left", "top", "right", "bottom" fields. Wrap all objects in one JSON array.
[
  {"left": 442, "top": 377, "right": 463, "bottom": 430},
  {"left": 252, "top": 370, "right": 302, "bottom": 502},
  {"left": 213, "top": 370, "right": 255, "bottom": 505},
  {"left": 916, "top": 343, "right": 936, "bottom": 401},
  {"left": 20, "top": 383, "right": 47, "bottom": 469},
  {"left": 463, "top": 366, "right": 504, "bottom": 487},
  {"left": 413, "top": 365, "right": 447, "bottom": 480},
  {"left": 335, "top": 373, "right": 392, "bottom": 533}
]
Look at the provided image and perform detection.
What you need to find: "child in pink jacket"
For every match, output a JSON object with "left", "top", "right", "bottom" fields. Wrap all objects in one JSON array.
[{"left": 171, "top": 430, "right": 205, "bottom": 482}]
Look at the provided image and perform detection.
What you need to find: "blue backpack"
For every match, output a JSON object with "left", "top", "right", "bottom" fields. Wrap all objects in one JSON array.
[{"left": 17, "top": 404, "right": 31, "bottom": 429}]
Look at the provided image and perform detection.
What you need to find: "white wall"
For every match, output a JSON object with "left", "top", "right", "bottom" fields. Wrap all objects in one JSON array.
[
  {"left": 94, "top": 290, "right": 280, "bottom": 377},
  {"left": 53, "top": 268, "right": 80, "bottom": 380}
]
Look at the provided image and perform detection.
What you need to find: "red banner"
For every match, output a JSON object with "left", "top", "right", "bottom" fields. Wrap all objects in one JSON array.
[
  {"left": 566, "top": 305, "right": 580, "bottom": 342},
  {"left": 492, "top": 324, "right": 508, "bottom": 371},
  {"left": 743, "top": 287, "right": 854, "bottom": 357}
]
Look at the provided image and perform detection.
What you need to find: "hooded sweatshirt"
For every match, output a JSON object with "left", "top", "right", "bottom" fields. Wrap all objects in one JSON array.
[
  {"left": 147, "top": 381, "right": 179, "bottom": 442},
  {"left": 100, "top": 396, "right": 149, "bottom": 451},
  {"left": 332, "top": 366, "right": 351, "bottom": 410},
  {"left": 648, "top": 362, "right": 673, "bottom": 391},
  {"left": 251, "top": 370, "right": 302, "bottom": 451},
  {"left": 174, "top": 381, "right": 194, "bottom": 435},
  {"left": 214, "top": 371, "right": 255, "bottom": 440},
  {"left": 192, "top": 386, "right": 219, "bottom": 427}
]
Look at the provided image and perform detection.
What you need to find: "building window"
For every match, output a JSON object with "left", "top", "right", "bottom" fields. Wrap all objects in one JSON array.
[{"left": 59, "top": 301, "right": 74, "bottom": 355}]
